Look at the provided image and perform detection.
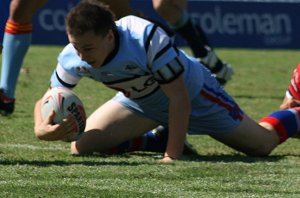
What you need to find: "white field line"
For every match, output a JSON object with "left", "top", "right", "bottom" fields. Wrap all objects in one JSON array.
[{"left": 0, "top": 143, "right": 68, "bottom": 151}]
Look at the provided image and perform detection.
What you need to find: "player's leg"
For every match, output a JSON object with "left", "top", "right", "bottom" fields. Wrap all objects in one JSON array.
[
  {"left": 98, "top": 0, "right": 133, "bottom": 19},
  {"left": 71, "top": 100, "right": 160, "bottom": 155},
  {"left": 106, "top": 125, "right": 169, "bottom": 154},
  {"left": 107, "top": 125, "right": 198, "bottom": 155},
  {"left": 152, "top": 0, "right": 233, "bottom": 85},
  {"left": 192, "top": 71, "right": 300, "bottom": 156},
  {"left": 0, "top": 0, "right": 48, "bottom": 115},
  {"left": 211, "top": 109, "right": 300, "bottom": 156}
]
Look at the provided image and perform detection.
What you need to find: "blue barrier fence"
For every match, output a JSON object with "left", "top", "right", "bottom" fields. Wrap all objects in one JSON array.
[{"left": 1, "top": 0, "right": 300, "bottom": 49}]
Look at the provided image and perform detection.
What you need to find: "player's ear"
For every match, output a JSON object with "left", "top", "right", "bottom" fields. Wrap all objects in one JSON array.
[{"left": 106, "top": 29, "right": 114, "bottom": 41}]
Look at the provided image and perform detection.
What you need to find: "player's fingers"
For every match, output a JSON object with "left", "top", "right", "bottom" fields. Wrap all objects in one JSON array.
[
  {"left": 59, "top": 116, "right": 77, "bottom": 136},
  {"left": 290, "top": 100, "right": 300, "bottom": 108},
  {"left": 62, "top": 115, "right": 77, "bottom": 131},
  {"left": 279, "top": 103, "right": 289, "bottom": 110},
  {"left": 46, "top": 110, "right": 56, "bottom": 124}
]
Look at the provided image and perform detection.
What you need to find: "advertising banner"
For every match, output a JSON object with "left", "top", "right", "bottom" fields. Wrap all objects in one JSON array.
[{"left": 1, "top": 0, "right": 299, "bottom": 49}]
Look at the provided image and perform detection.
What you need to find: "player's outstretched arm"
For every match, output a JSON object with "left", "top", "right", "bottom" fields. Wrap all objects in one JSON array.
[
  {"left": 279, "top": 96, "right": 300, "bottom": 110},
  {"left": 280, "top": 64, "right": 300, "bottom": 110},
  {"left": 159, "top": 75, "right": 190, "bottom": 162},
  {"left": 33, "top": 99, "right": 76, "bottom": 141}
]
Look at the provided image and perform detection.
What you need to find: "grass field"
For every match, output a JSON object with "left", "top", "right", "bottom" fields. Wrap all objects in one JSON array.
[{"left": 1, "top": 46, "right": 300, "bottom": 197}]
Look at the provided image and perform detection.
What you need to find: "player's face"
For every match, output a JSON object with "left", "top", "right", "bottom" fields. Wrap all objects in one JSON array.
[{"left": 68, "top": 30, "right": 115, "bottom": 68}]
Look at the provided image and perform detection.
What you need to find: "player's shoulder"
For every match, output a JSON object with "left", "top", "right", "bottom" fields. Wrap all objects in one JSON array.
[
  {"left": 117, "top": 15, "right": 152, "bottom": 25},
  {"left": 117, "top": 15, "right": 153, "bottom": 32},
  {"left": 58, "top": 44, "right": 85, "bottom": 66},
  {"left": 60, "top": 43, "right": 77, "bottom": 57}
]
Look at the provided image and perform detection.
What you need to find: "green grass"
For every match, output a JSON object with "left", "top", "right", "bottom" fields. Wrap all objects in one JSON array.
[{"left": 1, "top": 46, "right": 300, "bottom": 197}]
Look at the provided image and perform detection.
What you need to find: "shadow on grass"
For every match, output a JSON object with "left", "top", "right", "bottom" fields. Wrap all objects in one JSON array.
[
  {"left": 233, "top": 94, "right": 283, "bottom": 100},
  {"left": 0, "top": 152, "right": 286, "bottom": 167},
  {"left": 0, "top": 158, "right": 155, "bottom": 167},
  {"left": 131, "top": 152, "right": 285, "bottom": 163}
]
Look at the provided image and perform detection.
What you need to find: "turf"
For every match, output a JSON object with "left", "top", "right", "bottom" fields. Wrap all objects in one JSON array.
[{"left": 1, "top": 46, "right": 300, "bottom": 197}]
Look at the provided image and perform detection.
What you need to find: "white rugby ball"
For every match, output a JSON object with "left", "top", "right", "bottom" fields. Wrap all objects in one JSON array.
[{"left": 41, "top": 87, "right": 86, "bottom": 142}]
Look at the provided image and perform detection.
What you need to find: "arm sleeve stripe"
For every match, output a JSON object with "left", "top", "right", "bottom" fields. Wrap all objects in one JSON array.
[
  {"left": 141, "top": 17, "right": 175, "bottom": 38},
  {"left": 153, "top": 58, "right": 184, "bottom": 84},
  {"left": 145, "top": 25, "right": 158, "bottom": 53},
  {"left": 153, "top": 42, "right": 173, "bottom": 62},
  {"left": 102, "top": 74, "right": 149, "bottom": 85},
  {"left": 55, "top": 72, "right": 77, "bottom": 88},
  {"left": 56, "top": 63, "right": 80, "bottom": 84}
]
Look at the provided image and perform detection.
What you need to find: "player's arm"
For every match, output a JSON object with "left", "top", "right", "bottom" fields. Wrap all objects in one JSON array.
[
  {"left": 280, "top": 64, "right": 300, "bottom": 110},
  {"left": 145, "top": 22, "right": 190, "bottom": 161},
  {"left": 34, "top": 61, "right": 81, "bottom": 141},
  {"left": 34, "top": 97, "right": 59, "bottom": 140},
  {"left": 33, "top": 95, "right": 75, "bottom": 141},
  {"left": 280, "top": 91, "right": 300, "bottom": 110},
  {"left": 34, "top": 44, "right": 82, "bottom": 141},
  {"left": 99, "top": 0, "right": 132, "bottom": 19},
  {"left": 152, "top": 56, "right": 190, "bottom": 161},
  {"left": 159, "top": 74, "right": 190, "bottom": 162}
]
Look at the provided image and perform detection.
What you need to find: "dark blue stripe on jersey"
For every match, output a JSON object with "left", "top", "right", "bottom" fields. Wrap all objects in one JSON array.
[
  {"left": 134, "top": 86, "right": 160, "bottom": 100},
  {"left": 55, "top": 71, "right": 76, "bottom": 88},
  {"left": 145, "top": 25, "right": 158, "bottom": 53},
  {"left": 203, "top": 83, "right": 237, "bottom": 107},
  {"left": 141, "top": 16, "right": 175, "bottom": 38},
  {"left": 102, "top": 29, "right": 120, "bottom": 65},
  {"left": 153, "top": 42, "right": 173, "bottom": 62},
  {"left": 155, "top": 58, "right": 184, "bottom": 84},
  {"left": 102, "top": 74, "right": 150, "bottom": 85},
  {"left": 173, "top": 45, "right": 180, "bottom": 54}
]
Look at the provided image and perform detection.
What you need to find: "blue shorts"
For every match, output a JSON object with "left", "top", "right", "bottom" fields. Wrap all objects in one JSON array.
[{"left": 113, "top": 78, "right": 244, "bottom": 135}]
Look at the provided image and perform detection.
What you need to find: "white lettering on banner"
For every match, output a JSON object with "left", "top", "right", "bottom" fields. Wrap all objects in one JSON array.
[
  {"left": 191, "top": 6, "right": 293, "bottom": 45},
  {"left": 38, "top": 3, "right": 75, "bottom": 32}
]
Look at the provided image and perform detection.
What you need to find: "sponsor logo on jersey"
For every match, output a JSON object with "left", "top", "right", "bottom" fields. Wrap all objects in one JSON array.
[{"left": 124, "top": 64, "right": 140, "bottom": 73}]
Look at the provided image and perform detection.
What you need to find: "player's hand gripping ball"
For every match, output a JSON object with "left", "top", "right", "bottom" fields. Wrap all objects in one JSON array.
[{"left": 41, "top": 87, "right": 86, "bottom": 142}]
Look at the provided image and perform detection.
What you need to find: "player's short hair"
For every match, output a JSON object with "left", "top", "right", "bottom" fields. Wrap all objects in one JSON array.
[{"left": 66, "top": 0, "right": 116, "bottom": 37}]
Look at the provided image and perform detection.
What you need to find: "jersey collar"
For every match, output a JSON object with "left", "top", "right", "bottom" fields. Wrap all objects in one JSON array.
[{"left": 102, "top": 29, "right": 120, "bottom": 66}]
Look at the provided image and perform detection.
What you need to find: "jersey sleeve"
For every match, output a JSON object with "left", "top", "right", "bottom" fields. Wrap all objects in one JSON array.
[
  {"left": 144, "top": 24, "right": 184, "bottom": 84},
  {"left": 50, "top": 63, "right": 81, "bottom": 88},
  {"left": 50, "top": 44, "right": 82, "bottom": 89},
  {"left": 288, "top": 63, "right": 300, "bottom": 100}
]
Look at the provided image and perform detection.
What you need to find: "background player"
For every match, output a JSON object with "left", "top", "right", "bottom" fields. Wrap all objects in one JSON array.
[
  {"left": 151, "top": 0, "right": 233, "bottom": 85},
  {"left": 280, "top": 63, "right": 300, "bottom": 110},
  {"left": 0, "top": 0, "right": 48, "bottom": 115}
]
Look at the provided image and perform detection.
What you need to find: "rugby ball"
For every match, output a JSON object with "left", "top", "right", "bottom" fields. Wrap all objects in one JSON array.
[{"left": 41, "top": 87, "right": 86, "bottom": 142}]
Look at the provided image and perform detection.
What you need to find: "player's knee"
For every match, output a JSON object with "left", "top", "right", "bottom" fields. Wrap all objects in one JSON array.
[
  {"left": 244, "top": 144, "right": 274, "bottom": 157},
  {"left": 70, "top": 141, "right": 79, "bottom": 155},
  {"left": 70, "top": 141, "right": 91, "bottom": 156}
]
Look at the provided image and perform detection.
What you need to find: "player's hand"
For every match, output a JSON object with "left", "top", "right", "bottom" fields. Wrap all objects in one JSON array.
[
  {"left": 159, "top": 152, "right": 182, "bottom": 163},
  {"left": 35, "top": 110, "right": 77, "bottom": 141},
  {"left": 279, "top": 96, "right": 300, "bottom": 110},
  {"left": 160, "top": 156, "right": 176, "bottom": 163}
]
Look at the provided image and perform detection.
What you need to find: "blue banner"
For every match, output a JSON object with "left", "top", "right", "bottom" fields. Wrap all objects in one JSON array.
[{"left": 1, "top": 0, "right": 300, "bottom": 49}]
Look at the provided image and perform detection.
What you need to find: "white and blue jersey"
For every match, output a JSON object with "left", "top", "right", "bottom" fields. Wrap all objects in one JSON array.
[{"left": 50, "top": 16, "right": 243, "bottom": 135}]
